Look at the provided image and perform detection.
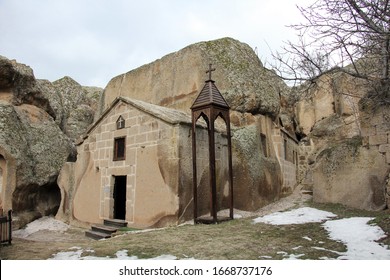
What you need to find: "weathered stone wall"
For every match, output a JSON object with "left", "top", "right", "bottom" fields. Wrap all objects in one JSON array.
[
  {"left": 272, "top": 128, "right": 298, "bottom": 193},
  {"left": 360, "top": 103, "right": 390, "bottom": 164},
  {"left": 360, "top": 100, "right": 390, "bottom": 208},
  {"left": 297, "top": 140, "right": 315, "bottom": 188},
  {"left": 295, "top": 73, "right": 363, "bottom": 140},
  {"left": 313, "top": 137, "right": 388, "bottom": 210},
  {"left": 292, "top": 70, "right": 390, "bottom": 211},
  {"left": 232, "top": 120, "right": 283, "bottom": 211}
]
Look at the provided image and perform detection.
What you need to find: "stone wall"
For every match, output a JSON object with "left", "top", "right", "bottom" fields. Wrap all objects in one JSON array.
[
  {"left": 297, "top": 140, "right": 315, "bottom": 189},
  {"left": 272, "top": 127, "right": 298, "bottom": 194},
  {"left": 360, "top": 101, "right": 390, "bottom": 208},
  {"left": 361, "top": 106, "right": 390, "bottom": 164}
]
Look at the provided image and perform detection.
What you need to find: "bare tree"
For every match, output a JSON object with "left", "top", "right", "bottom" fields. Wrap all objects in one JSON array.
[{"left": 273, "top": 0, "right": 390, "bottom": 103}]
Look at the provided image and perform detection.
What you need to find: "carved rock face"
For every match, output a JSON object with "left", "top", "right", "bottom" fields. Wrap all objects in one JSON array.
[
  {"left": 103, "top": 37, "right": 285, "bottom": 118},
  {"left": 0, "top": 57, "right": 77, "bottom": 224},
  {"left": 0, "top": 102, "right": 73, "bottom": 221},
  {"left": 313, "top": 141, "right": 388, "bottom": 211}
]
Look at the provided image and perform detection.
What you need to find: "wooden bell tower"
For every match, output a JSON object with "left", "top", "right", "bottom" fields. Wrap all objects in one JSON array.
[{"left": 191, "top": 64, "right": 234, "bottom": 224}]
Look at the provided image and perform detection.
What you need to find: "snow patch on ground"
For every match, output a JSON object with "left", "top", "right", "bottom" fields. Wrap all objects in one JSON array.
[
  {"left": 323, "top": 217, "right": 390, "bottom": 260},
  {"left": 253, "top": 207, "right": 390, "bottom": 260},
  {"left": 13, "top": 216, "right": 69, "bottom": 238},
  {"left": 252, "top": 207, "right": 337, "bottom": 225},
  {"left": 49, "top": 248, "right": 179, "bottom": 260}
]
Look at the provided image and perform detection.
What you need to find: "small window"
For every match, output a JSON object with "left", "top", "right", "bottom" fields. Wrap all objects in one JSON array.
[
  {"left": 116, "top": 116, "right": 125, "bottom": 130},
  {"left": 260, "top": 133, "right": 268, "bottom": 157},
  {"left": 113, "top": 137, "right": 126, "bottom": 161}
]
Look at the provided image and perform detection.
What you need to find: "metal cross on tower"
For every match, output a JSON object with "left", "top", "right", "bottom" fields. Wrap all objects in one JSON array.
[{"left": 206, "top": 63, "right": 216, "bottom": 81}]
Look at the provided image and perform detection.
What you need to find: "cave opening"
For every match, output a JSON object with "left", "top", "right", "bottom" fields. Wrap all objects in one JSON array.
[{"left": 12, "top": 181, "right": 62, "bottom": 217}]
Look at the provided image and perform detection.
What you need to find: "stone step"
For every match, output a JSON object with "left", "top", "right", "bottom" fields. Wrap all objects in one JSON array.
[
  {"left": 104, "top": 219, "right": 128, "bottom": 228},
  {"left": 85, "top": 230, "right": 112, "bottom": 240},
  {"left": 91, "top": 224, "right": 118, "bottom": 235}
]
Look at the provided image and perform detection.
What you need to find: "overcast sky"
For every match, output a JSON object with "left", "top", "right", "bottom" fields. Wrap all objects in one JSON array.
[{"left": 0, "top": 0, "right": 314, "bottom": 88}]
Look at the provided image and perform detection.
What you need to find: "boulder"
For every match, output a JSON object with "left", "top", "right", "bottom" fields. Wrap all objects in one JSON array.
[
  {"left": 0, "top": 56, "right": 78, "bottom": 226},
  {"left": 0, "top": 102, "right": 73, "bottom": 224},
  {"left": 0, "top": 56, "right": 55, "bottom": 117},
  {"left": 37, "top": 76, "right": 102, "bottom": 140},
  {"left": 103, "top": 37, "right": 285, "bottom": 118},
  {"left": 294, "top": 73, "right": 364, "bottom": 138},
  {"left": 313, "top": 137, "right": 388, "bottom": 211},
  {"left": 232, "top": 125, "right": 283, "bottom": 210}
]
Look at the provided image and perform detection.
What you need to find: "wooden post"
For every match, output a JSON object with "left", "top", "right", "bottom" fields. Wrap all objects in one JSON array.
[{"left": 8, "top": 209, "right": 12, "bottom": 245}]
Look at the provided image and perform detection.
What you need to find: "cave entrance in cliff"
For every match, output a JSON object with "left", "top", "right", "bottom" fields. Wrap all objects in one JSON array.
[
  {"left": 191, "top": 64, "right": 234, "bottom": 224},
  {"left": 12, "top": 182, "right": 62, "bottom": 217},
  {"left": 113, "top": 176, "right": 127, "bottom": 220}
]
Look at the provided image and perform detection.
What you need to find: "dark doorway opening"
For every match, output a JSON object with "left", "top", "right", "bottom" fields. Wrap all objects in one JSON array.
[{"left": 113, "top": 176, "right": 127, "bottom": 220}]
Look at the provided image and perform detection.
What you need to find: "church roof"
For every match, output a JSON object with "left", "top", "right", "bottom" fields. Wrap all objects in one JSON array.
[
  {"left": 87, "top": 96, "right": 193, "bottom": 135},
  {"left": 191, "top": 79, "right": 230, "bottom": 110}
]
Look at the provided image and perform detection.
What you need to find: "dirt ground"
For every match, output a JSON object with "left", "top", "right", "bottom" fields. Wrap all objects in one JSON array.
[
  {"left": 0, "top": 187, "right": 309, "bottom": 259},
  {"left": 1, "top": 187, "right": 388, "bottom": 260}
]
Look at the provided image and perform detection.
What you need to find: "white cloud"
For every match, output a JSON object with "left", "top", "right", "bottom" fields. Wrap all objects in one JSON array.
[{"left": 0, "top": 0, "right": 316, "bottom": 87}]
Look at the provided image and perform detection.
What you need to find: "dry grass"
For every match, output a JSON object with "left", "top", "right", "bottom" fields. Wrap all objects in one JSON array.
[{"left": 1, "top": 202, "right": 389, "bottom": 260}]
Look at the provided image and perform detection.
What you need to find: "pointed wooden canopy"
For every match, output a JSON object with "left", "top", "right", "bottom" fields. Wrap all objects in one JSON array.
[{"left": 191, "top": 64, "right": 230, "bottom": 110}]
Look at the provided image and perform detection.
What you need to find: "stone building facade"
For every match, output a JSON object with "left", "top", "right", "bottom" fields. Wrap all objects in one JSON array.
[{"left": 57, "top": 97, "right": 231, "bottom": 228}]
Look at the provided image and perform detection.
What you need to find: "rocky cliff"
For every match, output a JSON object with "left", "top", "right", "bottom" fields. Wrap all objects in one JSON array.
[
  {"left": 37, "top": 76, "right": 101, "bottom": 140},
  {"left": 0, "top": 56, "right": 102, "bottom": 227},
  {"left": 2, "top": 35, "right": 388, "bottom": 229},
  {"left": 291, "top": 72, "right": 390, "bottom": 210},
  {"left": 103, "top": 37, "right": 286, "bottom": 118},
  {"left": 100, "top": 37, "right": 288, "bottom": 212}
]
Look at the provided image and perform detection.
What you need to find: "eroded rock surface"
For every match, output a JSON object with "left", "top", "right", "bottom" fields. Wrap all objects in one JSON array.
[{"left": 103, "top": 37, "right": 285, "bottom": 118}]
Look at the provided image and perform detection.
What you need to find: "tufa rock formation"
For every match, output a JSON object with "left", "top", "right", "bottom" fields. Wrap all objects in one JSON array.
[
  {"left": 292, "top": 71, "right": 390, "bottom": 210},
  {"left": 103, "top": 37, "right": 285, "bottom": 119},
  {"left": 99, "top": 37, "right": 286, "bottom": 215},
  {"left": 0, "top": 56, "right": 102, "bottom": 227},
  {"left": 2, "top": 36, "right": 388, "bottom": 229},
  {"left": 37, "top": 76, "right": 102, "bottom": 141}
]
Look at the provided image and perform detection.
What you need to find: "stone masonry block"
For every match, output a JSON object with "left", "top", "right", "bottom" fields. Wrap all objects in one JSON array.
[
  {"left": 147, "top": 131, "right": 159, "bottom": 142},
  {"left": 135, "top": 133, "right": 147, "bottom": 143},
  {"left": 370, "top": 113, "right": 384, "bottom": 126},
  {"left": 376, "top": 123, "right": 390, "bottom": 134},
  {"left": 379, "top": 144, "right": 390, "bottom": 154},
  {"left": 369, "top": 134, "right": 388, "bottom": 146},
  {"left": 360, "top": 126, "right": 376, "bottom": 137}
]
